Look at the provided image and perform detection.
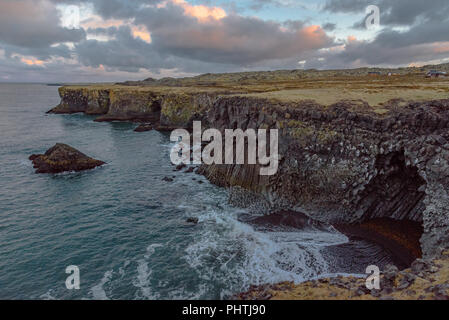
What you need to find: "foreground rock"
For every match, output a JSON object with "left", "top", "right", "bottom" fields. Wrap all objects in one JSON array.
[
  {"left": 29, "top": 144, "right": 105, "bottom": 174},
  {"left": 236, "top": 250, "right": 449, "bottom": 300}
]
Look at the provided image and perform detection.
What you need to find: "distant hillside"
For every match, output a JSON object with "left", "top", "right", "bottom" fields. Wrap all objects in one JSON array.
[{"left": 118, "top": 63, "right": 449, "bottom": 87}]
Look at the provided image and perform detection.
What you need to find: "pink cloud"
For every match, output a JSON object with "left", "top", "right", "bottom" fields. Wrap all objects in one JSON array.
[
  {"left": 131, "top": 25, "right": 152, "bottom": 43},
  {"left": 158, "top": 0, "right": 226, "bottom": 22},
  {"left": 81, "top": 15, "right": 152, "bottom": 43}
]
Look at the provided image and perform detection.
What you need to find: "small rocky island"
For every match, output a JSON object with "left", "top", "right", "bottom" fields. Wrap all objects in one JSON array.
[{"left": 29, "top": 143, "right": 105, "bottom": 174}]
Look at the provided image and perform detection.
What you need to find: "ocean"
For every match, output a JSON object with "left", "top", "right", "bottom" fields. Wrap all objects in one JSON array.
[{"left": 0, "top": 83, "right": 394, "bottom": 300}]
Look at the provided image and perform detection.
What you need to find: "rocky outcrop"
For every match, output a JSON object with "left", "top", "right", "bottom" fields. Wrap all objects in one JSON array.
[
  {"left": 94, "top": 90, "right": 161, "bottom": 122},
  {"left": 48, "top": 86, "right": 221, "bottom": 128},
  {"left": 47, "top": 87, "right": 110, "bottom": 115},
  {"left": 29, "top": 143, "right": 105, "bottom": 174},
  {"left": 236, "top": 250, "right": 449, "bottom": 300},
  {"left": 134, "top": 123, "right": 154, "bottom": 132}
]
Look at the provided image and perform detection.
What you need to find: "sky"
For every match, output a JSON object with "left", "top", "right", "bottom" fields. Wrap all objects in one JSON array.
[{"left": 1, "top": 0, "right": 449, "bottom": 82}]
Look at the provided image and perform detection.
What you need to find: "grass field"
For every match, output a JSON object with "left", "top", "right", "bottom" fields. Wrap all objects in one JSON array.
[{"left": 65, "top": 67, "right": 449, "bottom": 110}]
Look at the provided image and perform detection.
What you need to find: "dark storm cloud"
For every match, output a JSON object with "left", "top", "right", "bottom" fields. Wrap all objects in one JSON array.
[
  {"left": 249, "top": 0, "right": 307, "bottom": 11},
  {"left": 0, "top": 0, "right": 82, "bottom": 70},
  {"left": 1, "top": 43, "right": 73, "bottom": 61},
  {"left": 53, "top": 0, "right": 163, "bottom": 19},
  {"left": 314, "top": 0, "right": 449, "bottom": 68},
  {"left": 71, "top": 1, "right": 333, "bottom": 71},
  {"left": 0, "top": 0, "right": 331, "bottom": 77},
  {"left": 75, "top": 26, "right": 172, "bottom": 72},
  {"left": 322, "top": 23, "right": 337, "bottom": 31},
  {"left": 1, "top": 0, "right": 449, "bottom": 82},
  {"left": 75, "top": 20, "right": 331, "bottom": 74},
  {"left": 324, "top": 0, "right": 449, "bottom": 26},
  {"left": 0, "top": 0, "right": 85, "bottom": 48},
  {"left": 308, "top": 41, "right": 449, "bottom": 71},
  {"left": 148, "top": 16, "right": 332, "bottom": 65},
  {"left": 376, "top": 21, "right": 449, "bottom": 49}
]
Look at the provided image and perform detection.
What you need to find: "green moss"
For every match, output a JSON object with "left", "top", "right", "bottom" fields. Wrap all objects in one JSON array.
[
  {"left": 283, "top": 120, "right": 338, "bottom": 146},
  {"left": 316, "top": 128, "right": 339, "bottom": 144},
  {"left": 161, "top": 94, "right": 197, "bottom": 125}
]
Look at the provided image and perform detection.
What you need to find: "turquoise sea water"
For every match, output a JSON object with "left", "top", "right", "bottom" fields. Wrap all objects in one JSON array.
[{"left": 0, "top": 84, "right": 394, "bottom": 300}]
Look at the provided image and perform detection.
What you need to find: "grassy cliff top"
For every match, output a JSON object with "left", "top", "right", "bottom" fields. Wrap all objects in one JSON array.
[
  {"left": 238, "top": 74, "right": 449, "bottom": 107},
  {"left": 63, "top": 65, "right": 449, "bottom": 107}
]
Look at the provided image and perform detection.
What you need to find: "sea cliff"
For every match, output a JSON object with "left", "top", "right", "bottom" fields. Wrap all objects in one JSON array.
[{"left": 48, "top": 69, "right": 449, "bottom": 268}]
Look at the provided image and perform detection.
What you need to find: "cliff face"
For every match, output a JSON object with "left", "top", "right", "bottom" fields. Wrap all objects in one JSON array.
[
  {"left": 48, "top": 86, "right": 221, "bottom": 127},
  {"left": 199, "top": 97, "right": 449, "bottom": 258},
  {"left": 49, "top": 81, "right": 449, "bottom": 259},
  {"left": 49, "top": 87, "right": 110, "bottom": 115}
]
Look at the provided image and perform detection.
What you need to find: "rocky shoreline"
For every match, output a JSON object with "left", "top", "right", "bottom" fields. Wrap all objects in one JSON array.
[
  {"left": 235, "top": 250, "right": 449, "bottom": 300},
  {"left": 47, "top": 69, "right": 449, "bottom": 299}
]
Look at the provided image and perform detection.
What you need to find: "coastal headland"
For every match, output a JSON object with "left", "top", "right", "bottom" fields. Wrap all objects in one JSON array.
[{"left": 48, "top": 65, "right": 449, "bottom": 299}]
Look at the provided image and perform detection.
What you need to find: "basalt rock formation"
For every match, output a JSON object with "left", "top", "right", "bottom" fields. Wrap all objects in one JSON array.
[
  {"left": 47, "top": 88, "right": 110, "bottom": 115},
  {"left": 47, "top": 86, "right": 224, "bottom": 128},
  {"left": 29, "top": 143, "right": 105, "bottom": 174},
  {"left": 48, "top": 70, "right": 449, "bottom": 261},
  {"left": 199, "top": 97, "right": 449, "bottom": 259}
]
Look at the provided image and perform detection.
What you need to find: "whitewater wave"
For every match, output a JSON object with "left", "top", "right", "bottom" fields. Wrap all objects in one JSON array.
[
  {"left": 184, "top": 204, "right": 350, "bottom": 299},
  {"left": 90, "top": 270, "right": 113, "bottom": 300},
  {"left": 133, "top": 244, "right": 163, "bottom": 300}
]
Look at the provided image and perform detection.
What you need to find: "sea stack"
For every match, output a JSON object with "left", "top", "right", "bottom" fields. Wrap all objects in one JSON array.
[{"left": 29, "top": 143, "right": 105, "bottom": 174}]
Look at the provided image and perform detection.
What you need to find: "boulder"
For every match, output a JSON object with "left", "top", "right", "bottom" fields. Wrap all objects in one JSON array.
[
  {"left": 29, "top": 143, "right": 105, "bottom": 174},
  {"left": 186, "top": 217, "right": 199, "bottom": 224},
  {"left": 175, "top": 163, "right": 187, "bottom": 171}
]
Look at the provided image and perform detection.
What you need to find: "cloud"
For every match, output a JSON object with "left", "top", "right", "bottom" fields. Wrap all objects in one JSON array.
[
  {"left": 75, "top": 26, "right": 162, "bottom": 73},
  {"left": 171, "top": 0, "right": 227, "bottom": 21},
  {"left": 0, "top": 0, "right": 85, "bottom": 48},
  {"left": 310, "top": 0, "right": 449, "bottom": 68},
  {"left": 54, "top": 0, "right": 162, "bottom": 20},
  {"left": 1, "top": 0, "right": 449, "bottom": 82},
  {"left": 147, "top": 15, "right": 333, "bottom": 65},
  {"left": 72, "top": 1, "right": 334, "bottom": 71},
  {"left": 249, "top": 0, "right": 309, "bottom": 11},
  {"left": 322, "top": 23, "right": 337, "bottom": 31},
  {"left": 324, "top": 0, "right": 449, "bottom": 26}
]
